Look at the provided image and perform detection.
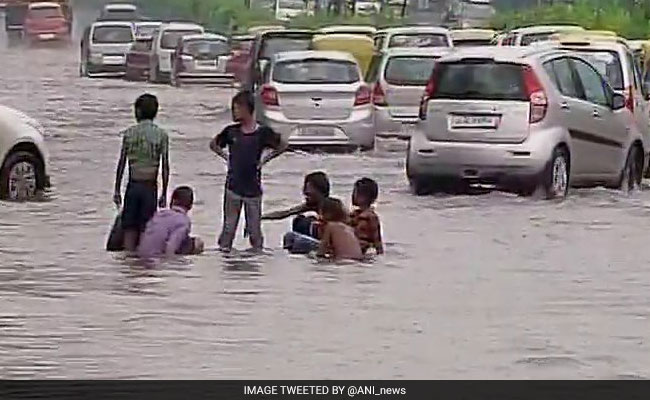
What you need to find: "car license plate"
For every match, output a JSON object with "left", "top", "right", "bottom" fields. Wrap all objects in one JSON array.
[
  {"left": 197, "top": 60, "right": 217, "bottom": 68},
  {"left": 296, "top": 127, "right": 336, "bottom": 137},
  {"left": 450, "top": 115, "right": 499, "bottom": 129},
  {"left": 38, "top": 33, "right": 55, "bottom": 40},
  {"left": 103, "top": 56, "right": 124, "bottom": 65}
]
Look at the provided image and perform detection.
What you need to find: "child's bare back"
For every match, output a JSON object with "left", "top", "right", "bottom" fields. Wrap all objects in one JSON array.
[{"left": 319, "top": 221, "right": 363, "bottom": 261}]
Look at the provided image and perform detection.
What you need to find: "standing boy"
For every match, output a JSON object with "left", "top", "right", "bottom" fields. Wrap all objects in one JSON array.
[
  {"left": 113, "top": 94, "right": 169, "bottom": 251},
  {"left": 210, "top": 90, "right": 287, "bottom": 252}
]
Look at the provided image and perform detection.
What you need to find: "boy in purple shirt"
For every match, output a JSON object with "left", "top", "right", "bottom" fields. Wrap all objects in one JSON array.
[{"left": 138, "top": 186, "right": 204, "bottom": 258}]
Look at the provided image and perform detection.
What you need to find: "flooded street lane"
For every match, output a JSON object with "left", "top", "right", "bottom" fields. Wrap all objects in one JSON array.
[{"left": 1, "top": 31, "right": 650, "bottom": 379}]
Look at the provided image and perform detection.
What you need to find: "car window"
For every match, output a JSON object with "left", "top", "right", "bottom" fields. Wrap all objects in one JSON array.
[
  {"left": 572, "top": 58, "right": 608, "bottom": 106},
  {"left": 260, "top": 36, "right": 312, "bottom": 59},
  {"left": 570, "top": 50, "right": 624, "bottom": 90},
  {"left": 29, "top": 6, "right": 63, "bottom": 18},
  {"left": 502, "top": 33, "right": 516, "bottom": 46},
  {"left": 161, "top": 29, "right": 203, "bottom": 49},
  {"left": 182, "top": 39, "right": 230, "bottom": 56},
  {"left": 365, "top": 54, "right": 383, "bottom": 83},
  {"left": 273, "top": 59, "right": 359, "bottom": 84},
  {"left": 626, "top": 51, "right": 639, "bottom": 90},
  {"left": 374, "top": 35, "right": 385, "bottom": 51},
  {"left": 92, "top": 26, "right": 133, "bottom": 44},
  {"left": 432, "top": 62, "right": 527, "bottom": 101},
  {"left": 388, "top": 33, "right": 449, "bottom": 48},
  {"left": 385, "top": 56, "right": 437, "bottom": 86},
  {"left": 132, "top": 40, "right": 152, "bottom": 52},
  {"left": 546, "top": 58, "right": 580, "bottom": 98},
  {"left": 520, "top": 32, "right": 554, "bottom": 46}
]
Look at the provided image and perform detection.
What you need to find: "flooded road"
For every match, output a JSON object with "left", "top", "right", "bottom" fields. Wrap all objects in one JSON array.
[{"left": 1, "top": 22, "right": 650, "bottom": 379}]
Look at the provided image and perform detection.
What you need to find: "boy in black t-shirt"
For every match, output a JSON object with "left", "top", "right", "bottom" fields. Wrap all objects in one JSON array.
[{"left": 210, "top": 91, "right": 288, "bottom": 252}]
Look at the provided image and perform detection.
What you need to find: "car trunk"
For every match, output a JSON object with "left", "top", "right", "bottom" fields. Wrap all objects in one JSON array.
[
  {"left": 425, "top": 60, "right": 531, "bottom": 143},
  {"left": 276, "top": 84, "right": 358, "bottom": 120},
  {"left": 383, "top": 56, "right": 438, "bottom": 120}
]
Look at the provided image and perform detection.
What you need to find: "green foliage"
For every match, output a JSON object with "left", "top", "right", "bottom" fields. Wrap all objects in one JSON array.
[{"left": 491, "top": 0, "right": 650, "bottom": 39}]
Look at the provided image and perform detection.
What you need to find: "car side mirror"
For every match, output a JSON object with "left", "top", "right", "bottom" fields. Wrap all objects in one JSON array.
[{"left": 611, "top": 92, "right": 626, "bottom": 110}]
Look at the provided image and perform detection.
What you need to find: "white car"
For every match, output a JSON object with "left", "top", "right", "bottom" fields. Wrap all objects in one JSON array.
[
  {"left": 0, "top": 105, "right": 50, "bottom": 201},
  {"left": 500, "top": 25, "right": 585, "bottom": 46},
  {"left": 275, "top": 0, "right": 308, "bottom": 21},
  {"left": 149, "top": 22, "right": 204, "bottom": 83},
  {"left": 374, "top": 26, "right": 453, "bottom": 53}
]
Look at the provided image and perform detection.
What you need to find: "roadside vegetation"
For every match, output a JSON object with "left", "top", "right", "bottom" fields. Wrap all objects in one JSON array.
[{"left": 491, "top": 0, "right": 650, "bottom": 39}]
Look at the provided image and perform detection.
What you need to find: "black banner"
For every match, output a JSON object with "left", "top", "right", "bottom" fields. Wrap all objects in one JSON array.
[{"left": 1, "top": 381, "right": 648, "bottom": 400}]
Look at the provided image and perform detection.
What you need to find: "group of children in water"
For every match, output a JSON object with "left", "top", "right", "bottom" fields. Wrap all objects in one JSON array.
[{"left": 110, "top": 90, "right": 383, "bottom": 262}]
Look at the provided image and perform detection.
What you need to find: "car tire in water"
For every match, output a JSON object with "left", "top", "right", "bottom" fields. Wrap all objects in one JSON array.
[
  {"left": 79, "top": 61, "right": 88, "bottom": 77},
  {"left": 618, "top": 144, "right": 643, "bottom": 193},
  {"left": 0, "top": 151, "right": 44, "bottom": 201},
  {"left": 540, "top": 146, "right": 570, "bottom": 200},
  {"left": 149, "top": 62, "right": 160, "bottom": 83}
]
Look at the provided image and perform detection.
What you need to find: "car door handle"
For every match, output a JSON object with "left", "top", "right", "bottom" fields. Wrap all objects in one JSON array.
[{"left": 560, "top": 102, "right": 570, "bottom": 110}]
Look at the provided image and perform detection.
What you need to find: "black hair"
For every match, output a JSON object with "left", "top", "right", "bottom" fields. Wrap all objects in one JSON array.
[
  {"left": 135, "top": 93, "right": 159, "bottom": 121},
  {"left": 232, "top": 90, "right": 255, "bottom": 114},
  {"left": 304, "top": 171, "right": 330, "bottom": 197},
  {"left": 320, "top": 197, "right": 347, "bottom": 223},
  {"left": 354, "top": 177, "right": 379, "bottom": 205},
  {"left": 171, "top": 186, "right": 194, "bottom": 210}
]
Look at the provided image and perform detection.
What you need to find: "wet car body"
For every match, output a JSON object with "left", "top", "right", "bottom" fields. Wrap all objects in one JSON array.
[
  {"left": 373, "top": 26, "right": 453, "bottom": 53},
  {"left": 256, "top": 50, "right": 375, "bottom": 151},
  {"left": 226, "top": 34, "right": 254, "bottom": 85},
  {"left": 149, "top": 22, "right": 204, "bottom": 84},
  {"left": 171, "top": 33, "right": 234, "bottom": 87},
  {"left": 0, "top": 105, "right": 50, "bottom": 201},
  {"left": 97, "top": 3, "right": 139, "bottom": 22},
  {"left": 80, "top": 21, "right": 135, "bottom": 77},
  {"left": 125, "top": 36, "right": 153, "bottom": 81},
  {"left": 23, "top": 2, "right": 69, "bottom": 44}
]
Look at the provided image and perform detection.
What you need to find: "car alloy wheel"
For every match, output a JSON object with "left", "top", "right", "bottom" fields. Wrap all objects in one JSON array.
[
  {"left": 551, "top": 155, "right": 568, "bottom": 198},
  {"left": 8, "top": 160, "right": 37, "bottom": 200},
  {"left": 620, "top": 146, "right": 642, "bottom": 193}
]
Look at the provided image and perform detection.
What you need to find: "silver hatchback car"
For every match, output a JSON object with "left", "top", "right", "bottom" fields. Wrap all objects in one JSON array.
[
  {"left": 369, "top": 47, "right": 450, "bottom": 139},
  {"left": 408, "top": 46, "right": 648, "bottom": 198},
  {"left": 256, "top": 50, "right": 375, "bottom": 150}
]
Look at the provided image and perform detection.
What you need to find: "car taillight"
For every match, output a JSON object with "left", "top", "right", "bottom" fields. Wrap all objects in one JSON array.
[
  {"left": 523, "top": 66, "right": 547, "bottom": 124},
  {"left": 372, "top": 82, "right": 387, "bottom": 106},
  {"left": 419, "top": 67, "right": 438, "bottom": 120},
  {"left": 261, "top": 84, "right": 279, "bottom": 106},
  {"left": 625, "top": 86, "right": 634, "bottom": 112},
  {"left": 354, "top": 85, "right": 371, "bottom": 106}
]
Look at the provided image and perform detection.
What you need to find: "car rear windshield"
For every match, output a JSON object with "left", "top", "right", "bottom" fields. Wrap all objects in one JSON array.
[
  {"left": 261, "top": 36, "right": 312, "bottom": 59},
  {"left": 571, "top": 50, "right": 624, "bottom": 90},
  {"left": 232, "top": 38, "right": 253, "bottom": 51},
  {"left": 273, "top": 59, "right": 359, "bottom": 84},
  {"left": 92, "top": 26, "right": 133, "bottom": 44},
  {"left": 102, "top": 10, "right": 137, "bottom": 21},
  {"left": 29, "top": 7, "right": 62, "bottom": 19},
  {"left": 136, "top": 25, "right": 158, "bottom": 38},
  {"left": 161, "top": 29, "right": 202, "bottom": 49},
  {"left": 520, "top": 32, "right": 554, "bottom": 46},
  {"left": 183, "top": 39, "right": 230, "bottom": 56},
  {"left": 453, "top": 39, "right": 492, "bottom": 47},
  {"left": 432, "top": 62, "right": 528, "bottom": 101},
  {"left": 279, "top": 0, "right": 305, "bottom": 9},
  {"left": 388, "top": 33, "right": 449, "bottom": 48},
  {"left": 132, "top": 39, "right": 152, "bottom": 52},
  {"left": 385, "top": 56, "right": 437, "bottom": 86}
]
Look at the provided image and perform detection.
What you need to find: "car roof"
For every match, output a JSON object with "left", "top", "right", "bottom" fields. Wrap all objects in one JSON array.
[
  {"left": 510, "top": 25, "right": 585, "bottom": 35},
  {"left": 92, "top": 21, "right": 134, "bottom": 28},
  {"left": 552, "top": 34, "right": 630, "bottom": 51},
  {"left": 437, "top": 45, "right": 568, "bottom": 64},
  {"left": 377, "top": 26, "right": 450, "bottom": 35},
  {"left": 273, "top": 50, "right": 357, "bottom": 63},
  {"left": 261, "top": 29, "right": 313, "bottom": 38},
  {"left": 450, "top": 28, "right": 495, "bottom": 40},
  {"left": 160, "top": 22, "right": 204, "bottom": 31},
  {"left": 313, "top": 33, "right": 374, "bottom": 42},
  {"left": 318, "top": 25, "right": 376, "bottom": 34},
  {"left": 104, "top": 3, "right": 137, "bottom": 11},
  {"left": 383, "top": 47, "right": 452, "bottom": 58},
  {"left": 28, "top": 2, "right": 61, "bottom": 8},
  {"left": 136, "top": 21, "right": 162, "bottom": 26},
  {"left": 181, "top": 33, "right": 228, "bottom": 42}
]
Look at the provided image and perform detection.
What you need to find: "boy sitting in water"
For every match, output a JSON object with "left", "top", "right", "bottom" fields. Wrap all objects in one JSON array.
[
  {"left": 317, "top": 197, "right": 363, "bottom": 261},
  {"left": 349, "top": 178, "right": 384, "bottom": 255},
  {"left": 137, "top": 186, "right": 204, "bottom": 258}
]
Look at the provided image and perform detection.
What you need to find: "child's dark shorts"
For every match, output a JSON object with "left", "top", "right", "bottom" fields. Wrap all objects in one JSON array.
[
  {"left": 292, "top": 214, "right": 319, "bottom": 239},
  {"left": 122, "top": 181, "right": 157, "bottom": 232}
]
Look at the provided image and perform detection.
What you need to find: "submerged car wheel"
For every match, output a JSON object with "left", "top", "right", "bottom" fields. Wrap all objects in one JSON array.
[
  {"left": 0, "top": 151, "right": 44, "bottom": 201},
  {"left": 80, "top": 61, "right": 88, "bottom": 77},
  {"left": 541, "top": 146, "right": 570, "bottom": 200},
  {"left": 619, "top": 145, "right": 643, "bottom": 193}
]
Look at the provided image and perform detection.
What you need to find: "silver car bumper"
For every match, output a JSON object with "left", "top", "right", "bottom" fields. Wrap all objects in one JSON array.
[
  {"left": 177, "top": 72, "right": 235, "bottom": 85},
  {"left": 261, "top": 108, "right": 375, "bottom": 148},
  {"left": 374, "top": 106, "right": 418, "bottom": 140}
]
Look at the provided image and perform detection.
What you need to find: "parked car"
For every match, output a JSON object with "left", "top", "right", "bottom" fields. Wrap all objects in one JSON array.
[
  {"left": 97, "top": 3, "right": 139, "bottom": 21},
  {"left": 226, "top": 34, "right": 254, "bottom": 85},
  {"left": 312, "top": 34, "right": 374, "bottom": 77},
  {"left": 374, "top": 26, "right": 453, "bottom": 53},
  {"left": 318, "top": 25, "right": 376, "bottom": 38},
  {"left": 367, "top": 47, "right": 450, "bottom": 139},
  {"left": 134, "top": 21, "right": 161, "bottom": 39},
  {"left": 450, "top": 29, "right": 495, "bottom": 47},
  {"left": 408, "top": 46, "right": 647, "bottom": 198},
  {"left": 23, "top": 2, "right": 70, "bottom": 44},
  {"left": 256, "top": 50, "right": 375, "bottom": 150},
  {"left": 0, "top": 105, "right": 50, "bottom": 201},
  {"left": 149, "top": 22, "right": 204, "bottom": 83},
  {"left": 500, "top": 25, "right": 584, "bottom": 46},
  {"left": 170, "top": 33, "right": 233, "bottom": 87},
  {"left": 125, "top": 36, "right": 153, "bottom": 81},
  {"left": 244, "top": 29, "right": 314, "bottom": 91},
  {"left": 80, "top": 21, "right": 135, "bottom": 77},
  {"left": 274, "top": 0, "right": 308, "bottom": 21},
  {"left": 354, "top": 1, "right": 380, "bottom": 16}
]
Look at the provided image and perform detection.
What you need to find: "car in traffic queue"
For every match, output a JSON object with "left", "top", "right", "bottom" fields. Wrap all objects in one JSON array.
[
  {"left": 256, "top": 50, "right": 375, "bottom": 150},
  {"left": 450, "top": 28, "right": 495, "bottom": 47},
  {"left": 550, "top": 33, "right": 650, "bottom": 170},
  {"left": 244, "top": 29, "right": 314, "bottom": 91},
  {"left": 274, "top": 0, "right": 309, "bottom": 21},
  {"left": 226, "top": 34, "right": 254, "bottom": 85},
  {"left": 499, "top": 25, "right": 585, "bottom": 46},
  {"left": 149, "top": 22, "right": 204, "bottom": 83},
  {"left": 170, "top": 33, "right": 233, "bottom": 87},
  {"left": 0, "top": 105, "right": 50, "bottom": 201},
  {"left": 97, "top": 3, "right": 139, "bottom": 21},
  {"left": 134, "top": 21, "right": 161, "bottom": 39},
  {"left": 80, "top": 21, "right": 135, "bottom": 77},
  {"left": 317, "top": 24, "right": 376, "bottom": 38},
  {"left": 353, "top": 1, "right": 380, "bottom": 16},
  {"left": 373, "top": 26, "right": 453, "bottom": 53},
  {"left": 408, "top": 46, "right": 647, "bottom": 198},
  {"left": 23, "top": 2, "right": 69, "bottom": 44},
  {"left": 312, "top": 33, "right": 375, "bottom": 77},
  {"left": 125, "top": 35, "right": 154, "bottom": 81},
  {"left": 366, "top": 47, "right": 450, "bottom": 139}
]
